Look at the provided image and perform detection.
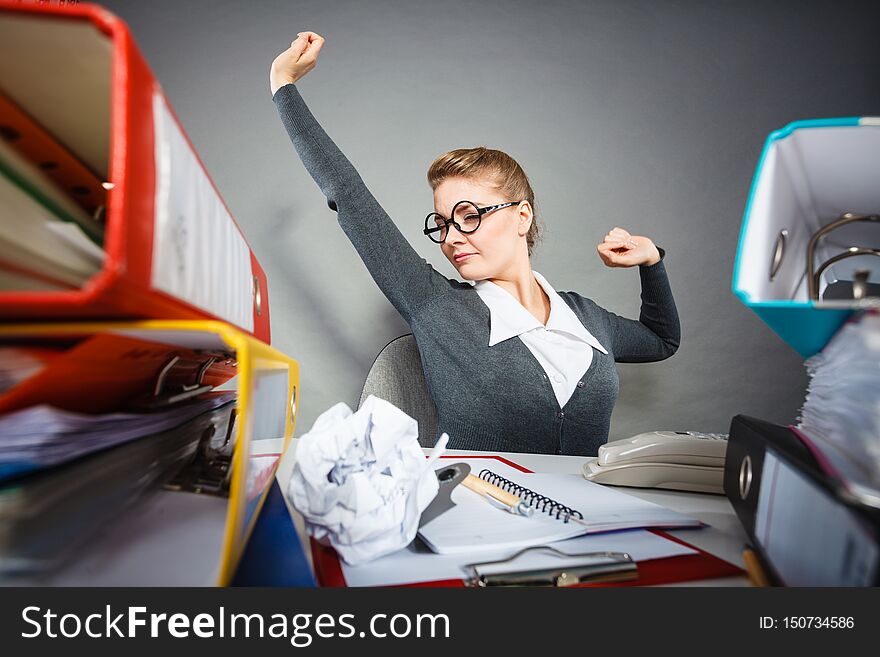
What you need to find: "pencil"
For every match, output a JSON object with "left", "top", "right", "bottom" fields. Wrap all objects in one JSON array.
[{"left": 742, "top": 548, "right": 771, "bottom": 587}]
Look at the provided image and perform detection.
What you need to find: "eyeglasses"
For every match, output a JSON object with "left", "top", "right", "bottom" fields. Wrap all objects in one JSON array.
[{"left": 423, "top": 200, "right": 522, "bottom": 244}]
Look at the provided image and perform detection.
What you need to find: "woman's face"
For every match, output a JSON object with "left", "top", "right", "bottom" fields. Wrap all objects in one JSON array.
[{"left": 432, "top": 177, "right": 530, "bottom": 281}]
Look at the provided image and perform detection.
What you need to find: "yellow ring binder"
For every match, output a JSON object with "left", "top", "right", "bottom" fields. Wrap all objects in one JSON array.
[{"left": 0, "top": 320, "right": 300, "bottom": 585}]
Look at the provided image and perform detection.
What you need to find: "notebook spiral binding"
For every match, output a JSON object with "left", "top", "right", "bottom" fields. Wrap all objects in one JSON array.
[{"left": 478, "top": 469, "right": 584, "bottom": 523}]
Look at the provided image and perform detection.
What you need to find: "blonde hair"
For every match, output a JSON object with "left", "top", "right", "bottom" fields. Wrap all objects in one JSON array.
[{"left": 426, "top": 146, "right": 541, "bottom": 255}]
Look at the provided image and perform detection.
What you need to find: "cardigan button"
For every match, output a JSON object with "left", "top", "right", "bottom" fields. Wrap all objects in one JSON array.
[
  {"left": 557, "top": 411, "right": 565, "bottom": 419},
  {"left": 576, "top": 381, "right": 585, "bottom": 388}
]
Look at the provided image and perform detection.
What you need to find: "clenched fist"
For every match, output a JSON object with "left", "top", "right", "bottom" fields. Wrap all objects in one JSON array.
[
  {"left": 269, "top": 31, "right": 325, "bottom": 95},
  {"left": 596, "top": 227, "right": 661, "bottom": 267}
]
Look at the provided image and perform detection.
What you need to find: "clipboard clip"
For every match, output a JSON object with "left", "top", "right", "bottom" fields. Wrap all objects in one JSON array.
[
  {"left": 464, "top": 546, "right": 638, "bottom": 587},
  {"left": 418, "top": 462, "right": 471, "bottom": 528}
]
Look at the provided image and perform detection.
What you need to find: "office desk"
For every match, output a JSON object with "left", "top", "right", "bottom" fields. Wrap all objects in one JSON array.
[{"left": 275, "top": 443, "right": 751, "bottom": 587}]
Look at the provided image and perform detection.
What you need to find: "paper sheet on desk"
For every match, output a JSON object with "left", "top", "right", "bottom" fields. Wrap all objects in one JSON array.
[{"left": 341, "top": 529, "right": 696, "bottom": 587}]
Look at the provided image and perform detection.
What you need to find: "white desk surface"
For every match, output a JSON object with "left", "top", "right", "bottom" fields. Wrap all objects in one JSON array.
[{"left": 276, "top": 443, "right": 751, "bottom": 587}]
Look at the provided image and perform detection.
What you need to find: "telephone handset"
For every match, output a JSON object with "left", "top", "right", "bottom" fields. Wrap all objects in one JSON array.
[{"left": 582, "top": 431, "right": 729, "bottom": 494}]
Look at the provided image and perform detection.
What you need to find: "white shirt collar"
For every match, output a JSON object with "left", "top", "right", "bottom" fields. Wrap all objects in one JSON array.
[{"left": 473, "top": 271, "right": 608, "bottom": 353}]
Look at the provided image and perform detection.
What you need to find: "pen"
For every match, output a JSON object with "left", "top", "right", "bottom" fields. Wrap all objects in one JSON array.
[{"left": 462, "top": 473, "right": 533, "bottom": 517}]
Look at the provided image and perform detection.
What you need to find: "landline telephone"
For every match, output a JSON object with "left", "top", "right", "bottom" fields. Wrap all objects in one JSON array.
[{"left": 582, "top": 431, "right": 729, "bottom": 494}]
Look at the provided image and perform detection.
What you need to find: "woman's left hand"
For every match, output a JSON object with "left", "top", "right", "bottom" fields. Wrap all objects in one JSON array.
[{"left": 596, "top": 227, "right": 661, "bottom": 268}]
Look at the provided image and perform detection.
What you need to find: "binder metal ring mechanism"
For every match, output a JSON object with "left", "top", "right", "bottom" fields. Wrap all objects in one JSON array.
[
  {"left": 733, "top": 116, "right": 880, "bottom": 357},
  {"left": 0, "top": 2, "right": 271, "bottom": 342},
  {"left": 0, "top": 320, "right": 300, "bottom": 586},
  {"left": 806, "top": 212, "right": 880, "bottom": 301}
]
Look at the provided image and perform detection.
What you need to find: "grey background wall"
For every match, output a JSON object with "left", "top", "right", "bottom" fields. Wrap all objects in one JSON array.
[{"left": 102, "top": 0, "right": 879, "bottom": 443}]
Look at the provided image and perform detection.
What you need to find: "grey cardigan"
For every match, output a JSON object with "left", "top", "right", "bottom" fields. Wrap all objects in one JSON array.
[{"left": 273, "top": 83, "right": 680, "bottom": 456}]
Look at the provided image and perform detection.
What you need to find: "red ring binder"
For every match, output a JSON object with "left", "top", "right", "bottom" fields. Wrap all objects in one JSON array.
[{"left": 0, "top": 2, "right": 271, "bottom": 343}]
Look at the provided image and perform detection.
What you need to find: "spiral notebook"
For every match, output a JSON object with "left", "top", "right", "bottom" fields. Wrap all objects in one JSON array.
[{"left": 417, "top": 467, "right": 702, "bottom": 555}]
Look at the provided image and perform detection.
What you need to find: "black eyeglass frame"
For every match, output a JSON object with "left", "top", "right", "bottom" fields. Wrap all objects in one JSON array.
[{"left": 423, "top": 200, "right": 523, "bottom": 243}]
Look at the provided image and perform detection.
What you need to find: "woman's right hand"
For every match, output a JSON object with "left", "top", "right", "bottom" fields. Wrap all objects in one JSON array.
[{"left": 269, "top": 31, "right": 325, "bottom": 95}]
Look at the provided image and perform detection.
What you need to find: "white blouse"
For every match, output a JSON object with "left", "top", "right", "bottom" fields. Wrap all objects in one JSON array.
[{"left": 473, "top": 271, "right": 609, "bottom": 409}]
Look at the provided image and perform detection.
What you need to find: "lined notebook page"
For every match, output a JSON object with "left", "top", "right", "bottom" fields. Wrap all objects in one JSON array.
[
  {"left": 418, "top": 469, "right": 700, "bottom": 555},
  {"left": 525, "top": 474, "right": 701, "bottom": 531}
]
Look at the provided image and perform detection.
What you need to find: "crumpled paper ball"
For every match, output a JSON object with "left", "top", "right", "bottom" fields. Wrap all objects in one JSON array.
[{"left": 288, "top": 395, "right": 447, "bottom": 565}]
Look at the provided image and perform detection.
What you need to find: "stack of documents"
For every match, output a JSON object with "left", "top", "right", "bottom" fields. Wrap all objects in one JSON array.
[
  {"left": 0, "top": 129, "right": 104, "bottom": 291},
  {"left": 0, "top": 398, "right": 236, "bottom": 574},
  {"left": 0, "top": 391, "right": 236, "bottom": 481},
  {"left": 797, "top": 310, "right": 880, "bottom": 501}
]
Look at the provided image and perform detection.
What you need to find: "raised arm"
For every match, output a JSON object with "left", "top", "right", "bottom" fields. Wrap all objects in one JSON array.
[
  {"left": 595, "top": 228, "right": 680, "bottom": 361},
  {"left": 269, "top": 32, "right": 448, "bottom": 322}
]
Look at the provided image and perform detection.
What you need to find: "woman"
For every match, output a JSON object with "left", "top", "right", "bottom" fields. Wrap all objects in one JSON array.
[{"left": 270, "top": 32, "right": 680, "bottom": 456}]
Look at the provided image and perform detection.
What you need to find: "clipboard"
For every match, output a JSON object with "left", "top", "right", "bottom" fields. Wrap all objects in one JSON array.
[
  {"left": 0, "top": 320, "right": 300, "bottom": 585},
  {"left": 0, "top": 2, "right": 271, "bottom": 342},
  {"left": 308, "top": 455, "right": 745, "bottom": 587}
]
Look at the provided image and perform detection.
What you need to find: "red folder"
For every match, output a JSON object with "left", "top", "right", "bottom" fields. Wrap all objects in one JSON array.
[
  {"left": 0, "top": 331, "right": 237, "bottom": 415},
  {"left": 309, "top": 455, "right": 745, "bottom": 587},
  {"left": 0, "top": 2, "right": 270, "bottom": 343}
]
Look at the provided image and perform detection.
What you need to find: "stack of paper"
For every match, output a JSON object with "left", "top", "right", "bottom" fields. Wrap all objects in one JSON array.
[
  {"left": 797, "top": 310, "right": 880, "bottom": 499},
  {"left": 0, "top": 129, "right": 104, "bottom": 291},
  {"left": 0, "top": 391, "right": 236, "bottom": 481},
  {"left": 0, "top": 399, "right": 235, "bottom": 574}
]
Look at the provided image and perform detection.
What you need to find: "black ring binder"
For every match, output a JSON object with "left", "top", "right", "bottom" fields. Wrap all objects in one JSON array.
[{"left": 478, "top": 469, "right": 584, "bottom": 522}]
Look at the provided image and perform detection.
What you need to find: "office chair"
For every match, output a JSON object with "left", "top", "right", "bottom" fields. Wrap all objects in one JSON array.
[{"left": 358, "top": 334, "right": 439, "bottom": 447}]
